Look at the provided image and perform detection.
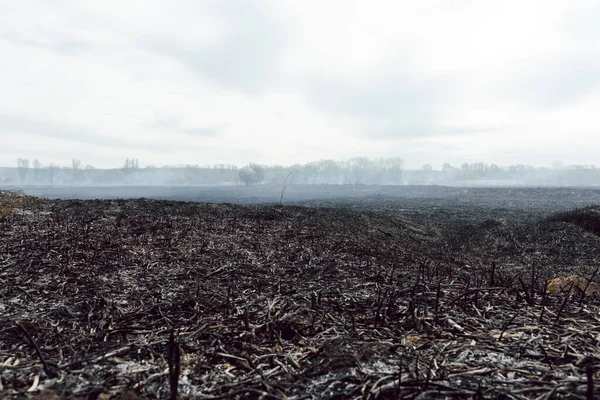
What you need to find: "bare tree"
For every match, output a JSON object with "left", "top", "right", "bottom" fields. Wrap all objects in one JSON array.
[
  {"left": 316, "top": 159, "right": 341, "bottom": 183},
  {"left": 442, "top": 162, "right": 454, "bottom": 173},
  {"left": 122, "top": 158, "right": 140, "bottom": 175},
  {"left": 552, "top": 160, "right": 564, "bottom": 170},
  {"left": 123, "top": 158, "right": 139, "bottom": 169},
  {"left": 349, "top": 157, "right": 371, "bottom": 185},
  {"left": 32, "top": 159, "right": 42, "bottom": 184},
  {"left": 17, "top": 158, "right": 30, "bottom": 184},
  {"left": 46, "top": 164, "right": 58, "bottom": 185},
  {"left": 72, "top": 159, "right": 82, "bottom": 184},
  {"left": 184, "top": 164, "right": 200, "bottom": 184},
  {"left": 379, "top": 157, "right": 404, "bottom": 184}
]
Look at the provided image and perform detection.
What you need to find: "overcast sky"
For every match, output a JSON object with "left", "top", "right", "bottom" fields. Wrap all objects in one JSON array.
[{"left": 1, "top": 0, "right": 599, "bottom": 169}]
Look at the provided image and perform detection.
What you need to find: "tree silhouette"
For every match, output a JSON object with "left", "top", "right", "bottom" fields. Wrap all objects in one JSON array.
[{"left": 17, "top": 158, "right": 29, "bottom": 184}]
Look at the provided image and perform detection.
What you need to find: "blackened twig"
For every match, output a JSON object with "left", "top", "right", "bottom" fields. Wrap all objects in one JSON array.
[
  {"left": 167, "top": 329, "right": 181, "bottom": 400},
  {"left": 498, "top": 313, "right": 518, "bottom": 341},
  {"left": 579, "top": 268, "right": 599, "bottom": 307},
  {"left": 539, "top": 280, "right": 548, "bottom": 323},
  {"left": 16, "top": 322, "right": 57, "bottom": 378},
  {"left": 555, "top": 281, "right": 575, "bottom": 325},
  {"left": 519, "top": 277, "right": 533, "bottom": 306}
]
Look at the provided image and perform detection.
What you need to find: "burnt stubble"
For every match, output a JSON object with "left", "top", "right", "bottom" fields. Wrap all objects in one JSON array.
[{"left": 1, "top": 187, "right": 600, "bottom": 399}]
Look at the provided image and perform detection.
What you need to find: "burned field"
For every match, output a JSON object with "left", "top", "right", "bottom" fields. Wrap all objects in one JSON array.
[{"left": 2, "top": 189, "right": 600, "bottom": 399}]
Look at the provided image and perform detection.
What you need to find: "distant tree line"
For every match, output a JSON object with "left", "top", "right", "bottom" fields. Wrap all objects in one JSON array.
[
  {"left": 2, "top": 158, "right": 600, "bottom": 186},
  {"left": 406, "top": 161, "right": 600, "bottom": 186},
  {"left": 4, "top": 157, "right": 405, "bottom": 186}
]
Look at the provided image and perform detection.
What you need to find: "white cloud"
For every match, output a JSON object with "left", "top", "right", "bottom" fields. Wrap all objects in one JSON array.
[{"left": 0, "top": 0, "right": 599, "bottom": 169}]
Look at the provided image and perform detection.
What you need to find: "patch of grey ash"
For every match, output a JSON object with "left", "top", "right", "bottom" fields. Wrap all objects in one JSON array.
[
  {"left": 454, "top": 348, "right": 565, "bottom": 380},
  {"left": 295, "top": 354, "right": 402, "bottom": 398},
  {"left": 298, "top": 370, "right": 361, "bottom": 399}
]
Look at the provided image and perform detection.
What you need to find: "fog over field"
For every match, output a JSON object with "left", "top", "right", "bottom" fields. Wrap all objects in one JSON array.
[
  {"left": 2, "top": 158, "right": 600, "bottom": 190},
  {"left": 2, "top": 1, "right": 600, "bottom": 171}
]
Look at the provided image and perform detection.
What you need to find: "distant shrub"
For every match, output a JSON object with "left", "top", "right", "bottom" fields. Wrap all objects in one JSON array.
[{"left": 238, "top": 163, "right": 265, "bottom": 186}]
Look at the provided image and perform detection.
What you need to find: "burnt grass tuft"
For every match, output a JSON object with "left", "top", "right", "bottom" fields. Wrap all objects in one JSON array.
[
  {"left": 2, "top": 190, "right": 600, "bottom": 399},
  {"left": 547, "top": 205, "right": 600, "bottom": 236}
]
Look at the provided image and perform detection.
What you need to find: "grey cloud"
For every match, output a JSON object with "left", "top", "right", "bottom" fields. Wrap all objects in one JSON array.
[
  {"left": 307, "top": 75, "right": 447, "bottom": 118},
  {"left": 494, "top": 3, "right": 600, "bottom": 110},
  {"left": 182, "top": 127, "right": 221, "bottom": 136},
  {"left": 0, "top": 29, "right": 88, "bottom": 56},
  {"left": 200, "top": 146, "right": 263, "bottom": 164},
  {"left": 562, "top": 3, "right": 600, "bottom": 43},
  {"left": 51, "top": 37, "right": 87, "bottom": 56},
  {"left": 151, "top": 117, "right": 180, "bottom": 130},
  {"left": 304, "top": 69, "right": 469, "bottom": 139},
  {"left": 368, "top": 125, "right": 500, "bottom": 141},
  {"left": 0, "top": 112, "right": 182, "bottom": 152},
  {"left": 501, "top": 52, "right": 600, "bottom": 109},
  {"left": 148, "top": 116, "right": 222, "bottom": 137},
  {"left": 142, "top": 0, "right": 287, "bottom": 93}
]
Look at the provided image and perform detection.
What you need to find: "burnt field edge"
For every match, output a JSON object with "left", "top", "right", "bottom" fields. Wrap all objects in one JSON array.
[{"left": 1, "top": 192, "right": 600, "bottom": 399}]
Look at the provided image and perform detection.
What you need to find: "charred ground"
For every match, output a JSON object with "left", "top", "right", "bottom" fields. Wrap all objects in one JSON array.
[{"left": 1, "top": 187, "right": 600, "bottom": 399}]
